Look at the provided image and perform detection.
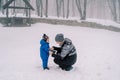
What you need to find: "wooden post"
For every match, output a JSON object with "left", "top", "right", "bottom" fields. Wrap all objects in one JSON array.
[
  {"left": 6, "top": 7, "right": 9, "bottom": 26},
  {"left": 28, "top": 8, "right": 31, "bottom": 26},
  {"left": 13, "top": 0, "right": 15, "bottom": 15}
]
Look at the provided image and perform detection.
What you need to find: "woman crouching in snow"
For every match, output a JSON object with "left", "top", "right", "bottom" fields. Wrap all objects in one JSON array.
[
  {"left": 50, "top": 34, "right": 77, "bottom": 71},
  {"left": 40, "top": 34, "right": 50, "bottom": 70}
]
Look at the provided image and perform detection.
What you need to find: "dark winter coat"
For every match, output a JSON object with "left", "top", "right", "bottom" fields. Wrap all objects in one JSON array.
[
  {"left": 52, "top": 38, "right": 77, "bottom": 69},
  {"left": 52, "top": 38, "right": 77, "bottom": 59}
]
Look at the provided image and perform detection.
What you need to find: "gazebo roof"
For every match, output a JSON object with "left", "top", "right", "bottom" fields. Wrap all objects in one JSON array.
[{"left": 3, "top": 0, "right": 34, "bottom": 10}]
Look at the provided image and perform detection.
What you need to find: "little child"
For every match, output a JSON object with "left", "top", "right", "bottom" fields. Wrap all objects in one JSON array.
[{"left": 40, "top": 34, "right": 50, "bottom": 70}]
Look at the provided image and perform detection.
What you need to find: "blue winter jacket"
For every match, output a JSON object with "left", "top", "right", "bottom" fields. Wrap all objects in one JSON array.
[{"left": 40, "top": 39, "right": 49, "bottom": 60}]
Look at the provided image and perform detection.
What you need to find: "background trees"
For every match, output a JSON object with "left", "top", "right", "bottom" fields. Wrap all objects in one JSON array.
[
  {"left": 0, "top": 0, "right": 120, "bottom": 23},
  {"left": 107, "top": 0, "right": 120, "bottom": 22}
]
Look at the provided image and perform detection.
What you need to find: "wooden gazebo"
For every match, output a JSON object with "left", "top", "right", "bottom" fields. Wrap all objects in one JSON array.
[{"left": 3, "top": 0, "right": 34, "bottom": 26}]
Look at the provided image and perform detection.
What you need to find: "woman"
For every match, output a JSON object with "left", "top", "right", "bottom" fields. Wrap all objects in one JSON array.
[{"left": 50, "top": 34, "right": 77, "bottom": 71}]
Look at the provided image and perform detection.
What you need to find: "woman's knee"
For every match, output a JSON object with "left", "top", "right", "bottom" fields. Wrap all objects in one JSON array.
[{"left": 54, "top": 58, "right": 60, "bottom": 64}]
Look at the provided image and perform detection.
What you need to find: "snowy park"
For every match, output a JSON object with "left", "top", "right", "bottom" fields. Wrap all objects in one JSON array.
[
  {"left": 0, "top": 23, "right": 120, "bottom": 80},
  {"left": 0, "top": 0, "right": 120, "bottom": 80}
]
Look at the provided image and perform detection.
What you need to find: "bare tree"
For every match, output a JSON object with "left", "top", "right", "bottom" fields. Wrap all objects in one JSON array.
[
  {"left": 76, "top": 0, "right": 88, "bottom": 20},
  {"left": 62, "top": 0, "right": 65, "bottom": 18},
  {"left": 60, "top": 0, "right": 65, "bottom": 18},
  {"left": 0, "top": 0, "right": 5, "bottom": 14},
  {"left": 0, "top": 0, "right": 4, "bottom": 13},
  {"left": 24, "top": 0, "right": 31, "bottom": 17},
  {"left": 0, "top": 0, "right": 1, "bottom": 11},
  {"left": 36, "top": 0, "right": 40, "bottom": 16},
  {"left": 12, "top": 0, "right": 16, "bottom": 15},
  {"left": 56, "top": 0, "right": 59, "bottom": 17},
  {"left": 6, "top": 0, "right": 8, "bottom": 15},
  {"left": 45, "top": 0, "right": 48, "bottom": 17},
  {"left": 76, "top": 0, "right": 82, "bottom": 18},
  {"left": 83, "top": 0, "right": 87, "bottom": 20},
  {"left": 40, "top": 0, "right": 43, "bottom": 17},
  {"left": 118, "top": 0, "right": 120, "bottom": 22},
  {"left": 66, "top": 0, "right": 70, "bottom": 18},
  {"left": 72, "top": 0, "right": 75, "bottom": 17},
  {"left": 36, "top": 0, "right": 43, "bottom": 17},
  {"left": 107, "top": 0, "right": 118, "bottom": 22},
  {"left": 56, "top": 0, "right": 65, "bottom": 18}
]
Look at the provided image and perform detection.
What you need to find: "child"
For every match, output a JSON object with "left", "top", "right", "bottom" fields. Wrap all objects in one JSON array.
[{"left": 40, "top": 34, "right": 50, "bottom": 70}]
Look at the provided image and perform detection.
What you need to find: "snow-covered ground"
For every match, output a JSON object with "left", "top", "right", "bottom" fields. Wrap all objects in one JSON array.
[
  {"left": 86, "top": 18, "right": 120, "bottom": 28},
  {"left": 0, "top": 23, "right": 120, "bottom": 80}
]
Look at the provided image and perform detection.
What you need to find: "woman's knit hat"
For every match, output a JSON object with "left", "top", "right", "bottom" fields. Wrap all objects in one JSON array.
[{"left": 55, "top": 34, "right": 64, "bottom": 42}]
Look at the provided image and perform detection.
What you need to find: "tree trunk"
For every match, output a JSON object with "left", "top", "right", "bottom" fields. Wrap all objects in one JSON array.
[
  {"left": 75, "top": 0, "right": 83, "bottom": 19},
  {"left": 107, "top": 0, "right": 117, "bottom": 22},
  {"left": 0, "top": 0, "right": 1, "bottom": 11},
  {"left": 82, "top": 0, "right": 87, "bottom": 20},
  {"left": 66, "top": 0, "right": 70, "bottom": 18},
  {"left": 45, "top": 0, "right": 48, "bottom": 17},
  {"left": 58, "top": 0, "right": 65, "bottom": 18},
  {"left": 6, "top": 0, "right": 9, "bottom": 26},
  {"left": 25, "top": 5, "right": 28, "bottom": 16},
  {"left": 62, "top": 0, "right": 65, "bottom": 18},
  {"left": 118, "top": 0, "right": 120, "bottom": 22},
  {"left": 13, "top": 0, "right": 15, "bottom": 15},
  {"left": 40, "top": 0, "right": 43, "bottom": 17},
  {"left": 36, "top": 0, "right": 43, "bottom": 17},
  {"left": 59, "top": 0, "right": 62, "bottom": 16},
  {"left": 112, "top": 0, "right": 117, "bottom": 21},
  {"left": 56, "top": 0, "right": 60, "bottom": 17},
  {"left": 36, "top": 0, "right": 40, "bottom": 16},
  {"left": 76, "top": 0, "right": 87, "bottom": 20},
  {"left": 2, "top": 0, "right": 5, "bottom": 14},
  {"left": 72, "top": 0, "right": 75, "bottom": 17},
  {"left": 24, "top": 0, "right": 30, "bottom": 17}
]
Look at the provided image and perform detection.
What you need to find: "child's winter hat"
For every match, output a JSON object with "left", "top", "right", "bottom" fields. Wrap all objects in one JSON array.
[{"left": 42, "top": 34, "right": 49, "bottom": 41}]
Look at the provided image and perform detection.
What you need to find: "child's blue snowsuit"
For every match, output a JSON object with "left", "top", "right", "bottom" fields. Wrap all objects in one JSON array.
[{"left": 40, "top": 39, "right": 49, "bottom": 69}]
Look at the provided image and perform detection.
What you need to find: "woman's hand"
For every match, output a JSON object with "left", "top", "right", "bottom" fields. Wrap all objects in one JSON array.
[
  {"left": 50, "top": 47, "right": 54, "bottom": 50},
  {"left": 49, "top": 51, "right": 53, "bottom": 55}
]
